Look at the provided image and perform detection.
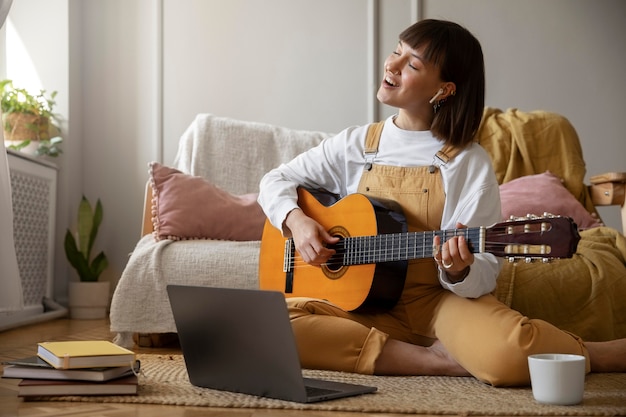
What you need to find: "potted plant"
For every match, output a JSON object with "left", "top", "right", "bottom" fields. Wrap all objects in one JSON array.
[
  {"left": 64, "top": 196, "right": 110, "bottom": 319},
  {"left": 0, "top": 79, "right": 63, "bottom": 157}
]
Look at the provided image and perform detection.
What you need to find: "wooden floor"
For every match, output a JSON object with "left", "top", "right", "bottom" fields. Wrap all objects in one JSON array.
[{"left": 0, "top": 317, "right": 422, "bottom": 417}]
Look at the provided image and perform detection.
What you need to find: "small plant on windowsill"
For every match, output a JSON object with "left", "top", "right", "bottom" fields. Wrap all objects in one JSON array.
[
  {"left": 0, "top": 79, "right": 63, "bottom": 157},
  {"left": 64, "top": 196, "right": 110, "bottom": 319}
]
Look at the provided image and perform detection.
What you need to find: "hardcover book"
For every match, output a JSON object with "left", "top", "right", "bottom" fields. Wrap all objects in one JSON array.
[
  {"left": 17, "top": 375, "right": 139, "bottom": 397},
  {"left": 2, "top": 356, "right": 140, "bottom": 382},
  {"left": 37, "top": 340, "right": 135, "bottom": 369}
]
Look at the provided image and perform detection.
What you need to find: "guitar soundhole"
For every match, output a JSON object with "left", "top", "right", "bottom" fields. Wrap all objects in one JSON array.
[{"left": 322, "top": 226, "right": 349, "bottom": 280}]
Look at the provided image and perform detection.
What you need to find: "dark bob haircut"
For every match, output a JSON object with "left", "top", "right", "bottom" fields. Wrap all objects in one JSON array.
[{"left": 399, "top": 19, "right": 485, "bottom": 148}]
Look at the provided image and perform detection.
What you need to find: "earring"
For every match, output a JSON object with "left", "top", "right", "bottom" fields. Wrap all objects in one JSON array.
[
  {"left": 433, "top": 90, "right": 455, "bottom": 113},
  {"left": 433, "top": 98, "right": 446, "bottom": 114}
]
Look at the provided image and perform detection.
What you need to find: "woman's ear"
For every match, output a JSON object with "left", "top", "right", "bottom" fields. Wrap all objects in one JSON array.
[{"left": 441, "top": 82, "right": 457, "bottom": 100}]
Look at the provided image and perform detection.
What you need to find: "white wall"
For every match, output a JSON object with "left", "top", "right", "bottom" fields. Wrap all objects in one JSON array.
[
  {"left": 5, "top": 0, "right": 625, "bottom": 303},
  {"left": 161, "top": 0, "right": 371, "bottom": 162}
]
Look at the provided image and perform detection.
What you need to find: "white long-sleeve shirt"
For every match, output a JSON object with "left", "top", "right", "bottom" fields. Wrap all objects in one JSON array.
[{"left": 258, "top": 116, "right": 503, "bottom": 298}]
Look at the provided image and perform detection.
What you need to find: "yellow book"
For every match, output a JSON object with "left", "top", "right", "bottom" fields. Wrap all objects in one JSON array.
[{"left": 37, "top": 341, "right": 135, "bottom": 370}]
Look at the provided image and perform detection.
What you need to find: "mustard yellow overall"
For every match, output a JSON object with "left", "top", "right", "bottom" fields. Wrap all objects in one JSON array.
[{"left": 287, "top": 123, "right": 588, "bottom": 386}]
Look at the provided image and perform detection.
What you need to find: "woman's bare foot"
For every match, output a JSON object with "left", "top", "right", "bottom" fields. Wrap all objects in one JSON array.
[
  {"left": 374, "top": 338, "right": 470, "bottom": 376},
  {"left": 585, "top": 338, "right": 626, "bottom": 372}
]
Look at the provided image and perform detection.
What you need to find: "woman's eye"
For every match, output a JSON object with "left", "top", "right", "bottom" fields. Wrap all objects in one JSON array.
[{"left": 408, "top": 63, "right": 418, "bottom": 70}]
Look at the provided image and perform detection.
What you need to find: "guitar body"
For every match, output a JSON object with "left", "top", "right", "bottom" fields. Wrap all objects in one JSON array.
[{"left": 259, "top": 188, "right": 408, "bottom": 312}]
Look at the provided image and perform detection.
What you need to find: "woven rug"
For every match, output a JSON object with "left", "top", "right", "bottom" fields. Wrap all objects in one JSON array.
[{"left": 35, "top": 354, "right": 626, "bottom": 415}]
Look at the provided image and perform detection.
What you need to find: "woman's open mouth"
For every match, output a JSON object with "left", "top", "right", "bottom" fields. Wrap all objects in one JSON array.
[{"left": 384, "top": 76, "right": 398, "bottom": 87}]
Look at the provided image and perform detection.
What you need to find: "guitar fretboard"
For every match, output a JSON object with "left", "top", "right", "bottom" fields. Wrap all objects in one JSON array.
[
  {"left": 284, "top": 227, "right": 485, "bottom": 271},
  {"left": 339, "top": 227, "right": 484, "bottom": 265}
]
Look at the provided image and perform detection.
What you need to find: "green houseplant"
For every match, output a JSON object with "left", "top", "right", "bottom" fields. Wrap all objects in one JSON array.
[
  {"left": 64, "top": 196, "right": 108, "bottom": 282},
  {"left": 64, "top": 196, "right": 110, "bottom": 319},
  {"left": 0, "top": 79, "right": 63, "bottom": 157}
]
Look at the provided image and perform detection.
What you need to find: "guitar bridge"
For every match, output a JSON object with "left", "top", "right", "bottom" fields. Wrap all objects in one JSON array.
[{"left": 283, "top": 238, "right": 295, "bottom": 293}]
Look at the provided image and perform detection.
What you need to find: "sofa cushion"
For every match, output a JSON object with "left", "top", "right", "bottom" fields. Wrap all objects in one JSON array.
[
  {"left": 149, "top": 162, "right": 266, "bottom": 241},
  {"left": 499, "top": 171, "right": 602, "bottom": 229}
]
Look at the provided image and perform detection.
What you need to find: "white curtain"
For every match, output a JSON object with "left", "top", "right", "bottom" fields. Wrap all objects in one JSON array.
[{"left": 0, "top": 0, "right": 22, "bottom": 313}]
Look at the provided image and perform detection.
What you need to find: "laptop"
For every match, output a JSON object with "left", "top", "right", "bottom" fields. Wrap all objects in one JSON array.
[{"left": 167, "top": 285, "right": 377, "bottom": 403}]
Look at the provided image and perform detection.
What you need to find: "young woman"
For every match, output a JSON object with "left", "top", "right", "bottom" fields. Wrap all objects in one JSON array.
[{"left": 258, "top": 19, "right": 626, "bottom": 386}]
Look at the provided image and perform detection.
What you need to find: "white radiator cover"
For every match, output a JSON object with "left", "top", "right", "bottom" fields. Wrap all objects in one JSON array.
[{"left": 0, "top": 150, "right": 65, "bottom": 330}]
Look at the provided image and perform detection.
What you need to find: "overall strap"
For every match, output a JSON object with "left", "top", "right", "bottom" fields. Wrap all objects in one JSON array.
[
  {"left": 364, "top": 121, "right": 385, "bottom": 153},
  {"left": 435, "top": 144, "right": 462, "bottom": 164},
  {"left": 429, "top": 144, "right": 464, "bottom": 173},
  {"left": 363, "top": 121, "right": 385, "bottom": 171}
]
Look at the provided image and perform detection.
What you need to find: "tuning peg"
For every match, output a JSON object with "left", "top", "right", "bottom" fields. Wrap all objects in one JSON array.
[{"left": 542, "top": 212, "right": 562, "bottom": 218}]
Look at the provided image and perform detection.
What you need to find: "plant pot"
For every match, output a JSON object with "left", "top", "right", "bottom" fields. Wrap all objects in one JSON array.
[
  {"left": 68, "top": 281, "right": 111, "bottom": 320},
  {"left": 4, "top": 139, "right": 40, "bottom": 155},
  {"left": 2, "top": 112, "right": 50, "bottom": 141}
]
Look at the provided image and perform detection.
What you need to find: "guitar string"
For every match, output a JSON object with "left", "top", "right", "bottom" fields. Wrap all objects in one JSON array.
[{"left": 284, "top": 237, "right": 555, "bottom": 269}]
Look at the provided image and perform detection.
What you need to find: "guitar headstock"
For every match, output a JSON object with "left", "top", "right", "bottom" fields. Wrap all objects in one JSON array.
[{"left": 485, "top": 214, "right": 580, "bottom": 261}]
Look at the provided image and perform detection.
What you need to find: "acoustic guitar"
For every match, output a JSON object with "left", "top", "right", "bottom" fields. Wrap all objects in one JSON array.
[{"left": 259, "top": 188, "right": 581, "bottom": 312}]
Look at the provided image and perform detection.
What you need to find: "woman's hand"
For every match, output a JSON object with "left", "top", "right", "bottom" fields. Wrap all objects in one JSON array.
[
  {"left": 433, "top": 222, "right": 474, "bottom": 282},
  {"left": 284, "top": 208, "right": 339, "bottom": 266}
]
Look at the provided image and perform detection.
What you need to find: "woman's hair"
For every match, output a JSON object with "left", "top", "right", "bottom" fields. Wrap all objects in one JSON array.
[{"left": 399, "top": 19, "right": 485, "bottom": 148}]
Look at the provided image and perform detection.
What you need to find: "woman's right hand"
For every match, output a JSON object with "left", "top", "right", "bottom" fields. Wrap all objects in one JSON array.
[{"left": 284, "top": 208, "right": 339, "bottom": 266}]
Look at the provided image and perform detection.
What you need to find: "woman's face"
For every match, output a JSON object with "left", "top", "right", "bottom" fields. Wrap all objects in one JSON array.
[{"left": 377, "top": 41, "right": 444, "bottom": 121}]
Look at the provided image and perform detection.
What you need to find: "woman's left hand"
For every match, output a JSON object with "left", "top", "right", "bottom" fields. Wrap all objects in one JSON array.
[{"left": 433, "top": 222, "right": 474, "bottom": 282}]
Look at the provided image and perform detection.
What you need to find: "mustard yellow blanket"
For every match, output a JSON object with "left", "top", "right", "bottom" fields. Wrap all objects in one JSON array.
[
  {"left": 477, "top": 107, "right": 596, "bottom": 215},
  {"left": 477, "top": 108, "right": 624, "bottom": 341},
  {"left": 495, "top": 226, "right": 626, "bottom": 341}
]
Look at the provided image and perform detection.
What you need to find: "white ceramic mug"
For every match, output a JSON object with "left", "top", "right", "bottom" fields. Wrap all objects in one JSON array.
[{"left": 527, "top": 353, "right": 586, "bottom": 405}]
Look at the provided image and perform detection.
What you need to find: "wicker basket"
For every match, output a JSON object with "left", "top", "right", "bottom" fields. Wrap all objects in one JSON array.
[{"left": 2, "top": 112, "right": 50, "bottom": 141}]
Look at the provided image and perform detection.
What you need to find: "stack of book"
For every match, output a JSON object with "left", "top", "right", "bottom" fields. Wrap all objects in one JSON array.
[{"left": 2, "top": 340, "right": 139, "bottom": 397}]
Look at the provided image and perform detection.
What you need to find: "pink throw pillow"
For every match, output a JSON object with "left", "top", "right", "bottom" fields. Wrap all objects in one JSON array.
[
  {"left": 149, "top": 162, "right": 266, "bottom": 241},
  {"left": 499, "top": 171, "right": 602, "bottom": 230}
]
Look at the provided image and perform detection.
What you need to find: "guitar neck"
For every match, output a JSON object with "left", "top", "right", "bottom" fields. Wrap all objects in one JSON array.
[{"left": 336, "top": 227, "right": 484, "bottom": 265}]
